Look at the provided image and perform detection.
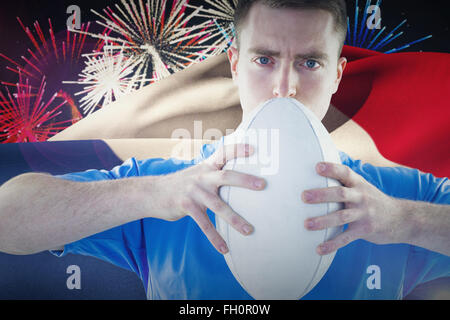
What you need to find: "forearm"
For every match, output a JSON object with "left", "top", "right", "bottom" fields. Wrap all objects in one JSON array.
[
  {"left": 402, "top": 199, "right": 450, "bottom": 256},
  {"left": 0, "top": 173, "right": 150, "bottom": 255}
]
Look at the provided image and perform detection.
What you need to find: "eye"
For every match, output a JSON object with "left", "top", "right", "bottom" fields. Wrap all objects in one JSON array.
[
  {"left": 303, "top": 59, "right": 320, "bottom": 69},
  {"left": 255, "top": 56, "right": 271, "bottom": 65}
]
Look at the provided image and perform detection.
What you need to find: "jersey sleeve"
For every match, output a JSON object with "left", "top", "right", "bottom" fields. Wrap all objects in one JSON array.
[
  {"left": 50, "top": 156, "right": 199, "bottom": 276},
  {"left": 402, "top": 244, "right": 450, "bottom": 297}
]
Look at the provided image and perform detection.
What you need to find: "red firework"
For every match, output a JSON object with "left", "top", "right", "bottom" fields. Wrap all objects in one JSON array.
[
  {"left": 0, "top": 17, "right": 110, "bottom": 142},
  {"left": 0, "top": 75, "right": 79, "bottom": 143},
  {"left": 0, "top": 18, "right": 100, "bottom": 81}
]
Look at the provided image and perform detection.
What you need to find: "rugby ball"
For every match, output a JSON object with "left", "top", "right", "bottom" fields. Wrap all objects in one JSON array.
[{"left": 217, "top": 97, "right": 343, "bottom": 300}]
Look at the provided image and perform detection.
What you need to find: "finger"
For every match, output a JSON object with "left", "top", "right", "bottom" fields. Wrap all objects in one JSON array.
[
  {"left": 315, "top": 162, "right": 361, "bottom": 188},
  {"left": 316, "top": 229, "right": 360, "bottom": 256},
  {"left": 305, "top": 208, "right": 361, "bottom": 231},
  {"left": 187, "top": 201, "right": 230, "bottom": 255},
  {"left": 302, "top": 186, "right": 361, "bottom": 204},
  {"left": 206, "top": 143, "right": 254, "bottom": 170},
  {"left": 194, "top": 187, "right": 254, "bottom": 236},
  {"left": 211, "top": 169, "right": 266, "bottom": 190}
]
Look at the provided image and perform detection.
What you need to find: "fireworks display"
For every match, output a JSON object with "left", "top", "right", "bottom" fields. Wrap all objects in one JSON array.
[
  {"left": 73, "top": 0, "right": 219, "bottom": 84},
  {"left": 0, "top": 18, "right": 98, "bottom": 84},
  {"left": 0, "top": 17, "right": 101, "bottom": 141},
  {"left": 0, "top": 75, "right": 75, "bottom": 143},
  {"left": 186, "top": 0, "right": 238, "bottom": 54},
  {"left": 346, "top": 0, "right": 432, "bottom": 53},
  {"left": 0, "top": 0, "right": 439, "bottom": 143},
  {"left": 64, "top": 43, "right": 149, "bottom": 115}
]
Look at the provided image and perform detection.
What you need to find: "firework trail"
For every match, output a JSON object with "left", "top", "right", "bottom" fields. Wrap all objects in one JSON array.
[
  {"left": 64, "top": 44, "right": 149, "bottom": 115},
  {"left": 186, "top": 0, "right": 237, "bottom": 54},
  {"left": 73, "top": 0, "right": 219, "bottom": 85},
  {"left": 0, "top": 75, "right": 76, "bottom": 143},
  {"left": 0, "top": 17, "right": 102, "bottom": 138},
  {"left": 346, "top": 0, "right": 432, "bottom": 53},
  {"left": 0, "top": 17, "right": 100, "bottom": 85}
]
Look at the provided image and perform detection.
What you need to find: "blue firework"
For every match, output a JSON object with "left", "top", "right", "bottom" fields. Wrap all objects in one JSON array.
[{"left": 346, "top": 0, "right": 432, "bottom": 53}]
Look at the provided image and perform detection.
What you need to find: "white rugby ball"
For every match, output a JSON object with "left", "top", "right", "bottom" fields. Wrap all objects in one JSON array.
[{"left": 217, "top": 97, "right": 343, "bottom": 300}]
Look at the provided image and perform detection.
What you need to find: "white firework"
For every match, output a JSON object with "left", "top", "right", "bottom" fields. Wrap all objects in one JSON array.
[
  {"left": 186, "top": 0, "right": 238, "bottom": 54},
  {"left": 64, "top": 44, "right": 149, "bottom": 115},
  {"left": 72, "top": 0, "right": 219, "bottom": 86},
  {"left": 188, "top": 0, "right": 237, "bottom": 21}
]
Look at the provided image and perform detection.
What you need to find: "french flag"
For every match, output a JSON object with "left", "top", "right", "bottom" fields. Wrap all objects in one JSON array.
[{"left": 333, "top": 46, "right": 450, "bottom": 178}]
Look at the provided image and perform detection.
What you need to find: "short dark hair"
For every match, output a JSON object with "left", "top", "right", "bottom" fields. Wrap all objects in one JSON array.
[{"left": 233, "top": 0, "right": 347, "bottom": 54}]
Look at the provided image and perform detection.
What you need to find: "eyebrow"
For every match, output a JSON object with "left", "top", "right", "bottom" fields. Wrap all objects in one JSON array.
[{"left": 248, "top": 47, "right": 329, "bottom": 61}]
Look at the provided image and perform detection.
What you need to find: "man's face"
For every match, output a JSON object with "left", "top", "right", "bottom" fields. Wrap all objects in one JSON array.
[{"left": 228, "top": 3, "right": 347, "bottom": 122}]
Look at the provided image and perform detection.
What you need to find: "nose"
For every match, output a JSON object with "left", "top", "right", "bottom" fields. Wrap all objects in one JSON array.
[{"left": 273, "top": 65, "right": 297, "bottom": 98}]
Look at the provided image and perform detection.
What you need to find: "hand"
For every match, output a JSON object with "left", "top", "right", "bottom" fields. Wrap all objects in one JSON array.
[
  {"left": 302, "top": 162, "right": 406, "bottom": 256},
  {"left": 153, "top": 143, "right": 266, "bottom": 254}
]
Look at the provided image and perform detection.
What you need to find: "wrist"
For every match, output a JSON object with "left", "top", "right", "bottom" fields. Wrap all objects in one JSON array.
[{"left": 133, "top": 175, "right": 171, "bottom": 220}]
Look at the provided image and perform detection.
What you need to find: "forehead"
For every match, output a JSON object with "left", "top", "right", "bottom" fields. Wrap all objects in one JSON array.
[{"left": 239, "top": 3, "right": 339, "bottom": 57}]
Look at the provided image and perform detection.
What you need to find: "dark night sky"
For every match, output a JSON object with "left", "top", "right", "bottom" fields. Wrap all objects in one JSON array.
[{"left": 0, "top": 0, "right": 449, "bottom": 84}]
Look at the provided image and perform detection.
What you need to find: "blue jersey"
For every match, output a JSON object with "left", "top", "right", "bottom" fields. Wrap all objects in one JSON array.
[{"left": 52, "top": 138, "right": 450, "bottom": 300}]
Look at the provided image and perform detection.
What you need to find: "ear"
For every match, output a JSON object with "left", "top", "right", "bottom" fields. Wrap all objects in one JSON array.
[
  {"left": 332, "top": 57, "right": 347, "bottom": 94},
  {"left": 227, "top": 45, "right": 240, "bottom": 82}
]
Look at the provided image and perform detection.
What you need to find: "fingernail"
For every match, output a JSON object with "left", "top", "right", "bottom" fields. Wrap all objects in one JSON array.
[
  {"left": 318, "top": 244, "right": 328, "bottom": 255},
  {"left": 303, "top": 192, "right": 314, "bottom": 202},
  {"left": 254, "top": 179, "right": 264, "bottom": 188},
  {"left": 242, "top": 224, "right": 253, "bottom": 235},
  {"left": 317, "top": 163, "right": 326, "bottom": 173},
  {"left": 306, "top": 219, "right": 315, "bottom": 229},
  {"left": 220, "top": 244, "right": 229, "bottom": 254}
]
